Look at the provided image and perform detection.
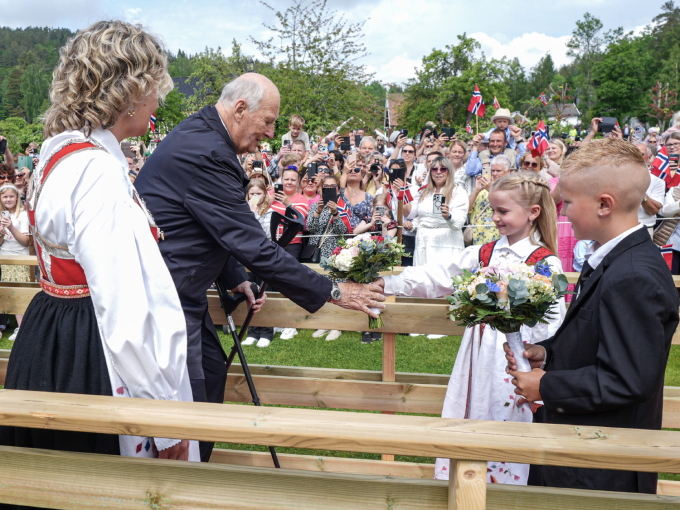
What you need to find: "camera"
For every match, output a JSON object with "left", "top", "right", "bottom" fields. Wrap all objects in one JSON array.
[
  {"left": 597, "top": 117, "right": 618, "bottom": 133},
  {"left": 369, "top": 163, "right": 382, "bottom": 175},
  {"left": 405, "top": 138, "right": 414, "bottom": 145},
  {"left": 252, "top": 160, "right": 263, "bottom": 169}
]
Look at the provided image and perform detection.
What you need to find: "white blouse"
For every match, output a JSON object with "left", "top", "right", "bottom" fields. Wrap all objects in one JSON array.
[
  {"left": 0, "top": 210, "right": 29, "bottom": 255},
  {"left": 33, "top": 128, "right": 198, "bottom": 460}
]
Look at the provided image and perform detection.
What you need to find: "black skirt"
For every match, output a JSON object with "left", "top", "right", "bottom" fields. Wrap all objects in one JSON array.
[{"left": 0, "top": 292, "right": 120, "bottom": 510}]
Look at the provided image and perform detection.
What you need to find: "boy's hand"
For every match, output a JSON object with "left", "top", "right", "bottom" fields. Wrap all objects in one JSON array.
[
  {"left": 503, "top": 342, "right": 546, "bottom": 371},
  {"left": 472, "top": 133, "right": 483, "bottom": 148},
  {"left": 508, "top": 368, "right": 545, "bottom": 406},
  {"left": 509, "top": 125, "right": 523, "bottom": 141}
]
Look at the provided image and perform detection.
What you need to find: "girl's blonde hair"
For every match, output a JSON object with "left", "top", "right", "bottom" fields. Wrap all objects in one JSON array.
[
  {"left": 549, "top": 138, "right": 567, "bottom": 165},
  {"left": 419, "top": 156, "right": 457, "bottom": 203},
  {"left": 43, "top": 20, "right": 174, "bottom": 138},
  {"left": 489, "top": 171, "right": 557, "bottom": 255},
  {"left": 0, "top": 185, "right": 23, "bottom": 219},
  {"left": 246, "top": 180, "right": 270, "bottom": 217}
]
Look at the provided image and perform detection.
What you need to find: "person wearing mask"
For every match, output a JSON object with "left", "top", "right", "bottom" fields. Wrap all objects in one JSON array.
[
  {"left": 466, "top": 128, "right": 523, "bottom": 178},
  {"left": 308, "top": 175, "right": 347, "bottom": 342},
  {"left": 466, "top": 155, "right": 513, "bottom": 245}
]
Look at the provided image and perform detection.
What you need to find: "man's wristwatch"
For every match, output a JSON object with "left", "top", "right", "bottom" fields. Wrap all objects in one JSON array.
[{"left": 330, "top": 281, "right": 342, "bottom": 302}]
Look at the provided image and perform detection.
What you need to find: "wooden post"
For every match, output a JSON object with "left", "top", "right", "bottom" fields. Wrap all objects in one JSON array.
[
  {"left": 448, "top": 460, "right": 486, "bottom": 510},
  {"left": 381, "top": 295, "right": 397, "bottom": 462},
  {"left": 475, "top": 114, "right": 479, "bottom": 135},
  {"left": 397, "top": 197, "right": 404, "bottom": 265}
]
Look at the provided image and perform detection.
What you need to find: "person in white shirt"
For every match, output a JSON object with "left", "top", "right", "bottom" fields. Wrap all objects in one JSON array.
[
  {"left": 0, "top": 20, "right": 199, "bottom": 465},
  {"left": 635, "top": 143, "right": 664, "bottom": 236}
]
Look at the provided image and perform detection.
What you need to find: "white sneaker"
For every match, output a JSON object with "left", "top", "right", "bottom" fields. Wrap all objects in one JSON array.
[
  {"left": 326, "top": 330, "right": 342, "bottom": 341},
  {"left": 8, "top": 327, "right": 19, "bottom": 341},
  {"left": 280, "top": 328, "right": 297, "bottom": 340},
  {"left": 242, "top": 336, "right": 257, "bottom": 346},
  {"left": 256, "top": 338, "right": 271, "bottom": 348},
  {"left": 409, "top": 333, "right": 423, "bottom": 337},
  {"left": 427, "top": 334, "right": 445, "bottom": 339},
  {"left": 312, "top": 329, "right": 329, "bottom": 338},
  {"left": 273, "top": 327, "right": 283, "bottom": 334}
]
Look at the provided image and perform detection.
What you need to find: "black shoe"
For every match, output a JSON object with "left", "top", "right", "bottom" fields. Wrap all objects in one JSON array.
[
  {"left": 371, "top": 332, "right": 383, "bottom": 341},
  {"left": 361, "top": 332, "right": 373, "bottom": 344}
]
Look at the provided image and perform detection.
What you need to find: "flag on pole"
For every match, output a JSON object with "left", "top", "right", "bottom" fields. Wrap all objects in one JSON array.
[
  {"left": 387, "top": 185, "right": 414, "bottom": 208},
  {"left": 539, "top": 93, "right": 548, "bottom": 106},
  {"left": 493, "top": 96, "right": 500, "bottom": 109},
  {"left": 149, "top": 112, "right": 156, "bottom": 132},
  {"left": 467, "top": 84, "right": 485, "bottom": 117},
  {"left": 336, "top": 197, "right": 353, "bottom": 231},
  {"left": 651, "top": 146, "right": 671, "bottom": 184},
  {"left": 527, "top": 120, "right": 550, "bottom": 157},
  {"left": 466, "top": 123, "right": 473, "bottom": 134}
]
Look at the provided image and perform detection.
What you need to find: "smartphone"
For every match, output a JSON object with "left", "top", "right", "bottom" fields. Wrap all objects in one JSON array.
[
  {"left": 442, "top": 127, "right": 455, "bottom": 138},
  {"left": 322, "top": 187, "right": 338, "bottom": 205},
  {"left": 252, "top": 160, "right": 263, "bottom": 169},
  {"left": 275, "top": 183, "right": 284, "bottom": 195},
  {"left": 375, "top": 205, "right": 386, "bottom": 229},
  {"left": 307, "top": 162, "right": 318, "bottom": 179},
  {"left": 30, "top": 148, "right": 38, "bottom": 155},
  {"left": 399, "top": 129, "right": 408, "bottom": 138},
  {"left": 482, "top": 165, "right": 491, "bottom": 180},
  {"left": 433, "top": 194, "right": 444, "bottom": 214},
  {"left": 340, "top": 139, "right": 351, "bottom": 151},
  {"left": 18, "top": 156, "right": 33, "bottom": 171},
  {"left": 355, "top": 135, "right": 362, "bottom": 147},
  {"left": 283, "top": 140, "right": 291, "bottom": 147},
  {"left": 388, "top": 165, "right": 406, "bottom": 183},
  {"left": 347, "top": 152, "right": 356, "bottom": 166},
  {"left": 0, "top": 139, "right": 7, "bottom": 155},
  {"left": 597, "top": 117, "right": 618, "bottom": 133},
  {"left": 671, "top": 154, "right": 679, "bottom": 166},
  {"left": 1, "top": 211, "right": 9, "bottom": 220}
]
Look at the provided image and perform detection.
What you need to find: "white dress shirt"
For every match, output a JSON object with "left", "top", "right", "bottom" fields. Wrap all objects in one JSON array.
[
  {"left": 584, "top": 223, "right": 643, "bottom": 270},
  {"left": 638, "top": 174, "right": 665, "bottom": 227}
]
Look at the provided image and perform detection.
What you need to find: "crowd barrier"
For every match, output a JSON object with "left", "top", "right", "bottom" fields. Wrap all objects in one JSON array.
[{"left": 1, "top": 255, "right": 680, "bottom": 507}]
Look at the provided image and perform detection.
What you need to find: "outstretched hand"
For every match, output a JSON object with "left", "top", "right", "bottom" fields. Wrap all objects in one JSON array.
[{"left": 333, "top": 281, "right": 386, "bottom": 318}]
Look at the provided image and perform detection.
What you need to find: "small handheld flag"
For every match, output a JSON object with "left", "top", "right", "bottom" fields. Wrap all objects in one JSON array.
[
  {"left": 527, "top": 120, "right": 550, "bottom": 157},
  {"left": 661, "top": 244, "right": 673, "bottom": 271},
  {"left": 336, "top": 197, "right": 353, "bottom": 232},
  {"left": 493, "top": 97, "right": 500, "bottom": 110},
  {"left": 467, "top": 84, "right": 485, "bottom": 118},
  {"left": 539, "top": 93, "right": 548, "bottom": 106},
  {"left": 466, "top": 123, "right": 473, "bottom": 134},
  {"left": 149, "top": 112, "right": 156, "bottom": 132},
  {"left": 651, "top": 146, "right": 671, "bottom": 184}
]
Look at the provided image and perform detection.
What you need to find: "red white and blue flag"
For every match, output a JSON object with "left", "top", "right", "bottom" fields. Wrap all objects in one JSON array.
[
  {"left": 149, "top": 112, "right": 156, "bottom": 132},
  {"left": 493, "top": 96, "right": 500, "bottom": 109},
  {"left": 335, "top": 196, "right": 352, "bottom": 231},
  {"left": 466, "top": 123, "right": 473, "bottom": 134},
  {"left": 651, "top": 145, "right": 671, "bottom": 184},
  {"left": 467, "top": 84, "right": 485, "bottom": 117},
  {"left": 539, "top": 93, "right": 548, "bottom": 106},
  {"left": 527, "top": 119, "right": 550, "bottom": 158},
  {"left": 661, "top": 244, "right": 673, "bottom": 271},
  {"left": 387, "top": 185, "right": 414, "bottom": 207}
]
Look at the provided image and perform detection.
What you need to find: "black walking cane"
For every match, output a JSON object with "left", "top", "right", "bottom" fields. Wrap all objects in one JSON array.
[{"left": 214, "top": 206, "right": 306, "bottom": 469}]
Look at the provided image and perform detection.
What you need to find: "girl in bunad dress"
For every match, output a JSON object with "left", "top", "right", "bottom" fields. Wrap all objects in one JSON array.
[
  {"left": 0, "top": 23, "right": 199, "bottom": 505},
  {"left": 377, "top": 172, "right": 566, "bottom": 486}
]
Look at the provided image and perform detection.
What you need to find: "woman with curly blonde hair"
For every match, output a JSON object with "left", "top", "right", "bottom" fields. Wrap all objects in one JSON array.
[{"left": 0, "top": 20, "right": 199, "bottom": 473}]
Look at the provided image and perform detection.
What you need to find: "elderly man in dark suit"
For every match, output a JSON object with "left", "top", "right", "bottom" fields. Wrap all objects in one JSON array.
[{"left": 135, "top": 73, "right": 384, "bottom": 462}]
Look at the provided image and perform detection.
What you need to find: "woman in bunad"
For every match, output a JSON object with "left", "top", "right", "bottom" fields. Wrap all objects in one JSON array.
[
  {"left": 0, "top": 20, "right": 199, "bottom": 482},
  {"left": 376, "top": 172, "right": 566, "bottom": 486}
]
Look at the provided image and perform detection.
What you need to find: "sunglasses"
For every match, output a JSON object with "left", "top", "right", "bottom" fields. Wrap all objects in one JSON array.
[
  {"left": 523, "top": 161, "right": 539, "bottom": 168},
  {"left": 401, "top": 149, "right": 415, "bottom": 154},
  {"left": 349, "top": 167, "right": 362, "bottom": 174},
  {"left": 431, "top": 167, "right": 448, "bottom": 174},
  {"left": 0, "top": 175, "right": 14, "bottom": 181}
]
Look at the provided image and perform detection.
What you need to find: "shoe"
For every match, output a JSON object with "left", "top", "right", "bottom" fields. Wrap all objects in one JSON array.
[
  {"left": 427, "top": 334, "right": 445, "bottom": 339},
  {"left": 409, "top": 333, "right": 424, "bottom": 337},
  {"left": 361, "top": 332, "right": 373, "bottom": 344},
  {"left": 8, "top": 327, "right": 19, "bottom": 341},
  {"left": 312, "top": 329, "right": 329, "bottom": 338},
  {"left": 326, "top": 330, "right": 342, "bottom": 341},
  {"left": 280, "top": 328, "right": 297, "bottom": 340},
  {"left": 256, "top": 338, "right": 271, "bottom": 348},
  {"left": 371, "top": 332, "right": 383, "bottom": 341},
  {"left": 273, "top": 327, "right": 283, "bottom": 334},
  {"left": 242, "top": 336, "right": 257, "bottom": 346}
]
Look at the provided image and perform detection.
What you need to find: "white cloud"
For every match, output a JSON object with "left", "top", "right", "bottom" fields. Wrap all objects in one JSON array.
[
  {"left": 470, "top": 32, "right": 572, "bottom": 70},
  {"left": 375, "top": 55, "right": 422, "bottom": 85}
]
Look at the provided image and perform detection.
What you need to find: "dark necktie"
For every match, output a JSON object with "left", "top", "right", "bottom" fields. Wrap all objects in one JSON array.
[{"left": 575, "top": 260, "right": 594, "bottom": 297}]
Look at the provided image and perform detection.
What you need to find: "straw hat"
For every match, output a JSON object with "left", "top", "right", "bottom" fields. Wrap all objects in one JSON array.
[{"left": 490, "top": 108, "right": 514, "bottom": 125}]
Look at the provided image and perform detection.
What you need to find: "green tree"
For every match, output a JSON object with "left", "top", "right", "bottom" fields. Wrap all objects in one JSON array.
[
  {"left": 0, "top": 117, "right": 44, "bottom": 153},
  {"left": 19, "top": 63, "right": 50, "bottom": 123},
  {"left": 659, "top": 43, "right": 680, "bottom": 91},
  {"left": 566, "top": 13, "right": 604, "bottom": 109},
  {"left": 2, "top": 67, "right": 24, "bottom": 119},
  {"left": 168, "top": 49, "right": 198, "bottom": 77},
  {"left": 529, "top": 53, "right": 556, "bottom": 98},
  {"left": 154, "top": 89, "right": 187, "bottom": 134},
  {"left": 503, "top": 58, "right": 530, "bottom": 110}
]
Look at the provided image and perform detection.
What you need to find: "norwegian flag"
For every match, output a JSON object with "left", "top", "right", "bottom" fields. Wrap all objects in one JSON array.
[
  {"left": 335, "top": 196, "right": 352, "bottom": 232},
  {"left": 467, "top": 84, "right": 485, "bottom": 117},
  {"left": 466, "top": 123, "right": 473, "bottom": 134},
  {"left": 387, "top": 185, "right": 414, "bottom": 208},
  {"left": 660, "top": 244, "right": 674, "bottom": 271},
  {"left": 651, "top": 146, "right": 671, "bottom": 184},
  {"left": 149, "top": 112, "right": 156, "bottom": 132},
  {"left": 539, "top": 93, "right": 548, "bottom": 106},
  {"left": 527, "top": 120, "right": 550, "bottom": 158},
  {"left": 493, "top": 96, "right": 500, "bottom": 109}
]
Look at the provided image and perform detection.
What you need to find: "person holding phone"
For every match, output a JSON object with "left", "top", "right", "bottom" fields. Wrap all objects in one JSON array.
[
  {"left": 340, "top": 154, "right": 373, "bottom": 231},
  {"left": 307, "top": 176, "right": 347, "bottom": 342},
  {"left": 467, "top": 155, "right": 513, "bottom": 246}
]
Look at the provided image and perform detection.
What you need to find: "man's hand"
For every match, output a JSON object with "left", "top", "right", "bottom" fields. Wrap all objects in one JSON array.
[
  {"left": 403, "top": 220, "right": 414, "bottom": 231},
  {"left": 472, "top": 133, "right": 484, "bottom": 148},
  {"left": 508, "top": 368, "right": 545, "bottom": 406},
  {"left": 158, "top": 439, "right": 190, "bottom": 461},
  {"left": 231, "top": 281, "right": 263, "bottom": 312},
  {"left": 509, "top": 125, "right": 523, "bottom": 141},
  {"left": 333, "top": 281, "right": 386, "bottom": 318},
  {"left": 590, "top": 117, "right": 603, "bottom": 133},
  {"left": 503, "top": 342, "right": 546, "bottom": 372}
]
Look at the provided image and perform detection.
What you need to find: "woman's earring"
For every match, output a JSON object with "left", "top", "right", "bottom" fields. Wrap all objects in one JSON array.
[
  {"left": 530, "top": 219, "right": 533, "bottom": 226},
  {"left": 128, "top": 108, "right": 136, "bottom": 117}
]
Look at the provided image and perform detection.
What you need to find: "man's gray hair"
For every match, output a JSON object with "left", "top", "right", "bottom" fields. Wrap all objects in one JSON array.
[
  {"left": 360, "top": 136, "right": 377, "bottom": 149},
  {"left": 491, "top": 154, "right": 512, "bottom": 171},
  {"left": 219, "top": 76, "right": 266, "bottom": 112}
]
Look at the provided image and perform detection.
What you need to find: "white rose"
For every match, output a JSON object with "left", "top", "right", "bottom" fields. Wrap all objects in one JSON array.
[{"left": 334, "top": 249, "right": 355, "bottom": 271}]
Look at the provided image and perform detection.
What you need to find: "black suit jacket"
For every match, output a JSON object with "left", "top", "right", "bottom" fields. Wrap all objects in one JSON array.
[
  {"left": 532, "top": 227, "right": 679, "bottom": 493},
  {"left": 135, "top": 106, "right": 332, "bottom": 379}
]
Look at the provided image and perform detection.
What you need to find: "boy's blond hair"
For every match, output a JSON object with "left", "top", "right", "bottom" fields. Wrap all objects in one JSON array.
[
  {"left": 561, "top": 138, "right": 650, "bottom": 213},
  {"left": 280, "top": 153, "right": 301, "bottom": 168},
  {"left": 289, "top": 114, "right": 305, "bottom": 128}
]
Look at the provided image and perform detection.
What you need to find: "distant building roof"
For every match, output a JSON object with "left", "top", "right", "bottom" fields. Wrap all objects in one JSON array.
[
  {"left": 387, "top": 93, "right": 404, "bottom": 128},
  {"left": 172, "top": 77, "right": 203, "bottom": 98},
  {"left": 547, "top": 103, "right": 580, "bottom": 118}
]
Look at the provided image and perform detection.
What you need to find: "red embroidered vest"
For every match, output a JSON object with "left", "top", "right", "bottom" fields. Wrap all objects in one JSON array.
[
  {"left": 28, "top": 140, "right": 161, "bottom": 298},
  {"left": 478, "top": 240, "right": 554, "bottom": 267}
]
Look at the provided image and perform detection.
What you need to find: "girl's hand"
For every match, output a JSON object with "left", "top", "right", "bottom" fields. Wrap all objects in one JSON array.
[
  {"left": 441, "top": 203, "right": 450, "bottom": 219},
  {"left": 327, "top": 201, "right": 338, "bottom": 215},
  {"left": 1, "top": 217, "right": 11, "bottom": 230},
  {"left": 370, "top": 209, "right": 380, "bottom": 225}
]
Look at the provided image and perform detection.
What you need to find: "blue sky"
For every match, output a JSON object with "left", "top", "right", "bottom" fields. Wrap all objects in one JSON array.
[{"left": 0, "top": 0, "right": 668, "bottom": 84}]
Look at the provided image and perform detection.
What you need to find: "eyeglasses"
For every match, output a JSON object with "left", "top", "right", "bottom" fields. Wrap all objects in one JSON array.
[
  {"left": 322, "top": 185, "right": 337, "bottom": 189},
  {"left": 523, "top": 161, "right": 539, "bottom": 168},
  {"left": 667, "top": 142, "right": 680, "bottom": 149},
  {"left": 402, "top": 149, "right": 415, "bottom": 154},
  {"left": 349, "top": 167, "right": 362, "bottom": 173},
  {"left": 431, "top": 167, "right": 448, "bottom": 174},
  {"left": 0, "top": 175, "right": 14, "bottom": 181}
]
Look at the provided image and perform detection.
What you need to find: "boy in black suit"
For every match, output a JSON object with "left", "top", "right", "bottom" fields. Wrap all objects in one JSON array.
[{"left": 505, "top": 138, "right": 679, "bottom": 493}]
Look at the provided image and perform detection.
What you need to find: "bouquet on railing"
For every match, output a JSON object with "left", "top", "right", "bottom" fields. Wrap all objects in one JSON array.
[
  {"left": 447, "top": 260, "right": 569, "bottom": 371},
  {"left": 320, "top": 233, "right": 407, "bottom": 329}
]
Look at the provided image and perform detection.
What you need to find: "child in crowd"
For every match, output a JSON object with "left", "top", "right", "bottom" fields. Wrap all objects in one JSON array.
[
  {"left": 0, "top": 184, "right": 30, "bottom": 341},
  {"left": 377, "top": 171, "right": 566, "bottom": 485},
  {"left": 505, "top": 138, "right": 679, "bottom": 494},
  {"left": 281, "top": 114, "right": 310, "bottom": 152},
  {"left": 482, "top": 108, "right": 517, "bottom": 150},
  {"left": 572, "top": 239, "right": 594, "bottom": 272},
  {"left": 353, "top": 193, "right": 398, "bottom": 237}
]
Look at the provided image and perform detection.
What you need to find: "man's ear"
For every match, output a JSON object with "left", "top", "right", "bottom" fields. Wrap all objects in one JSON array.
[
  {"left": 598, "top": 193, "right": 614, "bottom": 217},
  {"left": 233, "top": 99, "right": 248, "bottom": 120}
]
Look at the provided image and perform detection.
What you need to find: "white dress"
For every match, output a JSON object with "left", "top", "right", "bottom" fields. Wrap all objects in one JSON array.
[
  {"left": 410, "top": 187, "right": 468, "bottom": 266},
  {"left": 382, "top": 235, "right": 566, "bottom": 485},
  {"left": 33, "top": 128, "right": 200, "bottom": 461}
]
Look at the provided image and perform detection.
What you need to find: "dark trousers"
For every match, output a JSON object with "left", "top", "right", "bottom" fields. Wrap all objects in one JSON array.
[
  {"left": 402, "top": 235, "right": 415, "bottom": 267},
  {"left": 190, "top": 317, "right": 228, "bottom": 462},
  {"left": 248, "top": 326, "right": 273, "bottom": 340}
]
